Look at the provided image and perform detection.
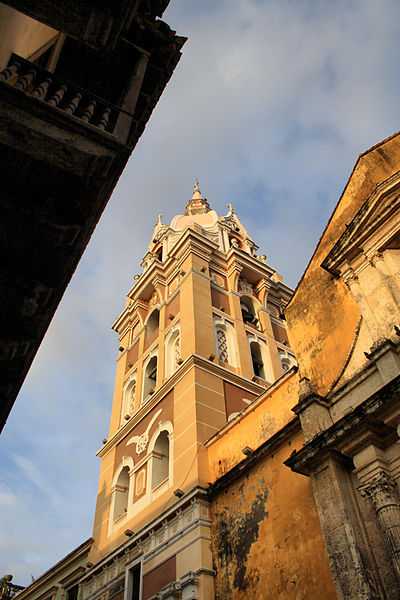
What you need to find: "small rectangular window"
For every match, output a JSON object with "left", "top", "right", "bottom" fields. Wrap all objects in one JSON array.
[
  {"left": 130, "top": 563, "right": 141, "bottom": 600},
  {"left": 66, "top": 585, "right": 78, "bottom": 600}
]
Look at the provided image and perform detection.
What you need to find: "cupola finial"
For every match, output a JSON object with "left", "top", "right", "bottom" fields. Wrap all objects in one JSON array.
[{"left": 184, "top": 180, "right": 210, "bottom": 215}]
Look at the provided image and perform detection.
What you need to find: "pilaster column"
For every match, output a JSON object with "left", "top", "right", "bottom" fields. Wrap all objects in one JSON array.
[
  {"left": 342, "top": 266, "right": 384, "bottom": 342},
  {"left": 359, "top": 472, "right": 400, "bottom": 579},
  {"left": 309, "top": 452, "right": 381, "bottom": 598},
  {"left": 367, "top": 252, "right": 400, "bottom": 336},
  {"left": 226, "top": 260, "right": 253, "bottom": 378},
  {"left": 381, "top": 250, "right": 400, "bottom": 301},
  {"left": 152, "top": 276, "right": 167, "bottom": 384},
  {"left": 370, "top": 251, "right": 400, "bottom": 301}
]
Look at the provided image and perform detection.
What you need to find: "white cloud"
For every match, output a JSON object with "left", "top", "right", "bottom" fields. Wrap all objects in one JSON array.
[{"left": 3, "top": 0, "right": 400, "bottom": 584}]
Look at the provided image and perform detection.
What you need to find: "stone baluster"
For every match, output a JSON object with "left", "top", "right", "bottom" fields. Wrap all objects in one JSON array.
[
  {"left": 32, "top": 76, "right": 52, "bottom": 100},
  {"left": 97, "top": 107, "right": 111, "bottom": 130},
  {"left": 358, "top": 471, "right": 400, "bottom": 579},
  {"left": 64, "top": 92, "right": 82, "bottom": 115},
  {"left": 81, "top": 99, "right": 97, "bottom": 123},
  {"left": 0, "top": 60, "right": 21, "bottom": 83},
  {"left": 47, "top": 84, "right": 67, "bottom": 107},
  {"left": 15, "top": 68, "right": 36, "bottom": 91}
]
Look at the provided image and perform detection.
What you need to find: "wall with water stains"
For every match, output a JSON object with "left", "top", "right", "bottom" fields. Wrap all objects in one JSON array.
[
  {"left": 207, "top": 370, "right": 337, "bottom": 599},
  {"left": 210, "top": 430, "right": 337, "bottom": 599}
]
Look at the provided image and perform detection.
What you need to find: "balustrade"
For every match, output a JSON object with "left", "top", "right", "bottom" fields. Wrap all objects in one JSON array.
[{"left": 0, "top": 54, "right": 133, "bottom": 143}]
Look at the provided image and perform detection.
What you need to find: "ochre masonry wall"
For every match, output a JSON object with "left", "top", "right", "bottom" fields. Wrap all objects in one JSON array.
[
  {"left": 210, "top": 433, "right": 337, "bottom": 600},
  {"left": 207, "top": 371, "right": 337, "bottom": 599},
  {"left": 208, "top": 373, "right": 299, "bottom": 479},
  {"left": 285, "top": 133, "right": 400, "bottom": 395}
]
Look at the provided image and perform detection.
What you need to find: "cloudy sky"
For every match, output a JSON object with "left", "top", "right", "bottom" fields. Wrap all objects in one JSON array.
[{"left": 2, "top": 0, "right": 400, "bottom": 585}]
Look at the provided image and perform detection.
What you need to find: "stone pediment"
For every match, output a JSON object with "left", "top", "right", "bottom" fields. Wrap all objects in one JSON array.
[{"left": 322, "top": 171, "right": 400, "bottom": 275}]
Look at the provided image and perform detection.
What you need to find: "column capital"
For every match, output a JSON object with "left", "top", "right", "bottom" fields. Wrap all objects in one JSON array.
[
  {"left": 342, "top": 266, "right": 359, "bottom": 287},
  {"left": 358, "top": 471, "right": 400, "bottom": 510}
]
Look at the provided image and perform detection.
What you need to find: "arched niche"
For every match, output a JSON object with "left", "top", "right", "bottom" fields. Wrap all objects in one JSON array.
[
  {"left": 121, "top": 375, "right": 137, "bottom": 425},
  {"left": 146, "top": 308, "right": 160, "bottom": 339},
  {"left": 151, "top": 431, "right": 170, "bottom": 489},
  {"left": 142, "top": 353, "right": 158, "bottom": 403},
  {"left": 111, "top": 457, "right": 134, "bottom": 522},
  {"left": 248, "top": 336, "right": 273, "bottom": 382},
  {"left": 213, "top": 317, "right": 238, "bottom": 367},
  {"left": 240, "top": 295, "right": 259, "bottom": 328},
  {"left": 148, "top": 421, "right": 173, "bottom": 495},
  {"left": 165, "top": 325, "right": 181, "bottom": 378}
]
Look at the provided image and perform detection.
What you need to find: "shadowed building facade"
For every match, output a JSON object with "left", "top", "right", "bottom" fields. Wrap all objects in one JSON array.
[
  {"left": 13, "top": 132, "right": 400, "bottom": 599},
  {"left": 0, "top": 0, "right": 185, "bottom": 431}
]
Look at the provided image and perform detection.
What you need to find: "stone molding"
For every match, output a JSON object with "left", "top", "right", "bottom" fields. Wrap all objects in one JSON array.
[
  {"left": 80, "top": 494, "right": 211, "bottom": 600},
  {"left": 285, "top": 374, "right": 400, "bottom": 476}
]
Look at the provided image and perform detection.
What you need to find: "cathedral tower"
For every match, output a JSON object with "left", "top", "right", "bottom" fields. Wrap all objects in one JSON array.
[{"left": 90, "top": 184, "right": 295, "bottom": 598}]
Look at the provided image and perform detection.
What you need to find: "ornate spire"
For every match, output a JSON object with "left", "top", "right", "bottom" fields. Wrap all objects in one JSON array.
[{"left": 184, "top": 181, "right": 211, "bottom": 216}]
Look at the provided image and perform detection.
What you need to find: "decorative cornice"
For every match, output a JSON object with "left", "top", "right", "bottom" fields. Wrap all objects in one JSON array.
[
  {"left": 79, "top": 489, "right": 209, "bottom": 582},
  {"left": 97, "top": 354, "right": 265, "bottom": 458},
  {"left": 285, "top": 374, "right": 400, "bottom": 476},
  {"left": 322, "top": 170, "right": 400, "bottom": 276}
]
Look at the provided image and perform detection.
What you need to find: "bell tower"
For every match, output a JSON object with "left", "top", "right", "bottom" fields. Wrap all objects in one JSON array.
[{"left": 89, "top": 184, "right": 295, "bottom": 598}]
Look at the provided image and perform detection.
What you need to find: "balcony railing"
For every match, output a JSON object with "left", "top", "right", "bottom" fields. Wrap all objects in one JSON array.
[{"left": 0, "top": 54, "right": 134, "bottom": 143}]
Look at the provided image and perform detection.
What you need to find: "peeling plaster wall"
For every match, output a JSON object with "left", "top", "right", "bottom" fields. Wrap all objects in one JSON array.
[
  {"left": 208, "top": 373, "right": 299, "bottom": 480},
  {"left": 211, "top": 434, "right": 337, "bottom": 600},
  {"left": 286, "top": 133, "right": 400, "bottom": 395}
]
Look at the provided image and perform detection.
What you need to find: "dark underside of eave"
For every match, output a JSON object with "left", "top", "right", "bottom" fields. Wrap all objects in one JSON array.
[{"left": 0, "top": 138, "right": 127, "bottom": 431}]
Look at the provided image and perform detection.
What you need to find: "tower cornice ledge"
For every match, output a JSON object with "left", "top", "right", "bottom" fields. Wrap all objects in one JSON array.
[
  {"left": 168, "top": 226, "right": 219, "bottom": 261},
  {"left": 97, "top": 354, "right": 265, "bottom": 458},
  {"left": 226, "top": 247, "right": 276, "bottom": 280}
]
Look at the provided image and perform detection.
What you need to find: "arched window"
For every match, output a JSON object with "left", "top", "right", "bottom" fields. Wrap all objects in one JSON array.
[
  {"left": 142, "top": 355, "right": 157, "bottom": 402},
  {"left": 113, "top": 466, "right": 130, "bottom": 521},
  {"left": 147, "top": 309, "right": 159, "bottom": 338},
  {"left": 267, "top": 302, "right": 280, "bottom": 318},
  {"left": 165, "top": 326, "right": 181, "bottom": 378},
  {"left": 240, "top": 296, "right": 258, "bottom": 327},
  {"left": 154, "top": 246, "right": 163, "bottom": 262},
  {"left": 250, "top": 341, "right": 265, "bottom": 378},
  {"left": 151, "top": 431, "right": 170, "bottom": 489}
]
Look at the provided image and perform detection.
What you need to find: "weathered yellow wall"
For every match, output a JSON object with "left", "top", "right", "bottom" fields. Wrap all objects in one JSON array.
[
  {"left": 286, "top": 133, "right": 400, "bottom": 395},
  {"left": 208, "top": 372, "right": 299, "bottom": 480},
  {"left": 207, "top": 371, "right": 337, "bottom": 598},
  {"left": 211, "top": 432, "right": 337, "bottom": 600}
]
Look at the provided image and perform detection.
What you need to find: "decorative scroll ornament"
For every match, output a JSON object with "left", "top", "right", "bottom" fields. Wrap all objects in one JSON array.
[
  {"left": 149, "top": 291, "right": 159, "bottom": 308},
  {"left": 129, "top": 382, "right": 136, "bottom": 414},
  {"left": 174, "top": 335, "right": 181, "bottom": 368},
  {"left": 127, "top": 409, "right": 162, "bottom": 455},
  {"left": 238, "top": 277, "right": 253, "bottom": 294}
]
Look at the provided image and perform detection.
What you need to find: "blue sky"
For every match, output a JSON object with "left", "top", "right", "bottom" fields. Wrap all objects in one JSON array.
[{"left": 2, "top": 0, "right": 400, "bottom": 585}]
